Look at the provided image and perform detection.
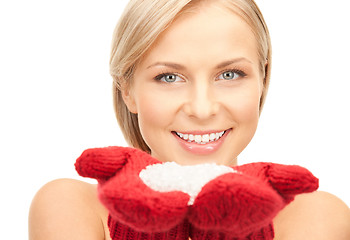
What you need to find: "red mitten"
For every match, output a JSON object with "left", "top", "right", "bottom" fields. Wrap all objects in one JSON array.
[
  {"left": 76, "top": 146, "right": 319, "bottom": 240},
  {"left": 188, "top": 162, "right": 319, "bottom": 240},
  {"left": 75, "top": 146, "right": 190, "bottom": 240}
]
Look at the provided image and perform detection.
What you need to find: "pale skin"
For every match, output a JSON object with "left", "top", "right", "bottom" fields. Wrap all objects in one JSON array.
[{"left": 29, "top": 2, "right": 350, "bottom": 240}]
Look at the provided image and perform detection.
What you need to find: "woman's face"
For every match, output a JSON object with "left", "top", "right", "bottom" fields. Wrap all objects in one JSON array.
[{"left": 123, "top": 4, "right": 264, "bottom": 166}]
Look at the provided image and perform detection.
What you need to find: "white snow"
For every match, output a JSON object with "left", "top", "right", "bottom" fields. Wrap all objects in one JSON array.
[{"left": 139, "top": 162, "right": 236, "bottom": 205}]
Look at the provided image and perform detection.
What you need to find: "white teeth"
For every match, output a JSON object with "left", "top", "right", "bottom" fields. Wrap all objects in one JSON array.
[
  {"left": 176, "top": 130, "right": 227, "bottom": 144},
  {"left": 209, "top": 133, "right": 216, "bottom": 141},
  {"left": 194, "top": 135, "right": 201, "bottom": 143},
  {"left": 202, "top": 134, "right": 209, "bottom": 143}
]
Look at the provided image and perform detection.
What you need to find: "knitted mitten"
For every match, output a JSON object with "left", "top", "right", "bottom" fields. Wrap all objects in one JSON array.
[
  {"left": 76, "top": 146, "right": 319, "bottom": 240},
  {"left": 188, "top": 162, "right": 319, "bottom": 240},
  {"left": 75, "top": 146, "right": 190, "bottom": 240},
  {"left": 107, "top": 218, "right": 190, "bottom": 240}
]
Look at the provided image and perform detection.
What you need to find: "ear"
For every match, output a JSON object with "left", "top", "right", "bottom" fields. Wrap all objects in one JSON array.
[
  {"left": 121, "top": 85, "right": 138, "bottom": 114},
  {"left": 262, "top": 61, "right": 268, "bottom": 91}
]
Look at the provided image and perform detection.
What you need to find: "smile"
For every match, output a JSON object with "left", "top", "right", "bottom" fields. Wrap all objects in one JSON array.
[{"left": 174, "top": 130, "right": 227, "bottom": 144}]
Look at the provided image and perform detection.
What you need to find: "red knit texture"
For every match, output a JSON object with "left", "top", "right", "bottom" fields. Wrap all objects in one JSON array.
[
  {"left": 108, "top": 216, "right": 190, "bottom": 240},
  {"left": 189, "top": 223, "right": 274, "bottom": 240},
  {"left": 76, "top": 146, "right": 190, "bottom": 233},
  {"left": 188, "top": 172, "right": 283, "bottom": 238},
  {"left": 75, "top": 146, "right": 319, "bottom": 240}
]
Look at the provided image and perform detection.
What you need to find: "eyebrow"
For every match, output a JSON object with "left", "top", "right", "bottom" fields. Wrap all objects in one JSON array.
[
  {"left": 215, "top": 58, "right": 252, "bottom": 69},
  {"left": 146, "top": 57, "right": 252, "bottom": 70},
  {"left": 146, "top": 62, "right": 185, "bottom": 70}
]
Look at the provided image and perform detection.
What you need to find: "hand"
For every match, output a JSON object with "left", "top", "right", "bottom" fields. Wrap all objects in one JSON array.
[
  {"left": 76, "top": 147, "right": 319, "bottom": 240},
  {"left": 188, "top": 162, "right": 319, "bottom": 240},
  {"left": 75, "top": 146, "right": 191, "bottom": 240}
]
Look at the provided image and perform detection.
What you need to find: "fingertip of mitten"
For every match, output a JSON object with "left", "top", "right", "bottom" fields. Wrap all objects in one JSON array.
[
  {"left": 75, "top": 146, "right": 129, "bottom": 180},
  {"left": 268, "top": 164, "right": 319, "bottom": 202}
]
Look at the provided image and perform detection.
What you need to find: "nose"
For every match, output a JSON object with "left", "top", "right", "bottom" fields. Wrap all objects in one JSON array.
[{"left": 182, "top": 81, "right": 219, "bottom": 120}]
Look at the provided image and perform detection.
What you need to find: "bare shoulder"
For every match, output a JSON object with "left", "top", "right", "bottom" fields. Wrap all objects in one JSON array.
[
  {"left": 274, "top": 191, "right": 350, "bottom": 240},
  {"left": 29, "top": 178, "right": 110, "bottom": 240}
]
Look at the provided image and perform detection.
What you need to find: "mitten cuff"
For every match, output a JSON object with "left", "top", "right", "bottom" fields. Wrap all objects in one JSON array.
[
  {"left": 190, "top": 224, "right": 274, "bottom": 240},
  {"left": 108, "top": 215, "right": 190, "bottom": 240}
]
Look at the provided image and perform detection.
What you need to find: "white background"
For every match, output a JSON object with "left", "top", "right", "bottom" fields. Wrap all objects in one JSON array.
[{"left": 0, "top": 0, "right": 349, "bottom": 238}]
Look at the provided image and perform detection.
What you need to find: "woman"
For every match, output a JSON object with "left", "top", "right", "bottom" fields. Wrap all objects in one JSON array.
[{"left": 29, "top": 0, "right": 350, "bottom": 239}]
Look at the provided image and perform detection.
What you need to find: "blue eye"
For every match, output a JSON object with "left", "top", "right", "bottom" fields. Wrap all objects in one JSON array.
[
  {"left": 219, "top": 70, "right": 240, "bottom": 80},
  {"left": 154, "top": 73, "right": 183, "bottom": 83}
]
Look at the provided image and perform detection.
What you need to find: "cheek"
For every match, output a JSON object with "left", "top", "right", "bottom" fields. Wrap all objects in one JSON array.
[
  {"left": 223, "top": 84, "right": 261, "bottom": 124},
  {"left": 236, "top": 97, "right": 260, "bottom": 142},
  {"left": 136, "top": 93, "right": 162, "bottom": 130},
  {"left": 223, "top": 86, "right": 261, "bottom": 157},
  {"left": 134, "top": 88, "right": 179, "bottom": 143},
  {"left": 236, "top": 96, "right": 260, "bottom": 122},
  {"left": 137, "top": 94, "right": 161, "bottom": 122}
]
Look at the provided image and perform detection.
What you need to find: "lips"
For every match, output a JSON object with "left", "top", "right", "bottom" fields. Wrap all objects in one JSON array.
[{"left": 172, "top": 129, "right": 231, "bottom": 155}]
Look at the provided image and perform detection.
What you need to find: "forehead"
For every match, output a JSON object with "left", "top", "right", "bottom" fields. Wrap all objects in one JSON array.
[{"left": 139, "top": 2, "right": 259, "bottom": 68}]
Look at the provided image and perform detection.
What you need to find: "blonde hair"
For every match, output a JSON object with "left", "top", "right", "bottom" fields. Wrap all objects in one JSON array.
[{"left": 110, "top": 0, "right": 271, "bottom": 152}]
